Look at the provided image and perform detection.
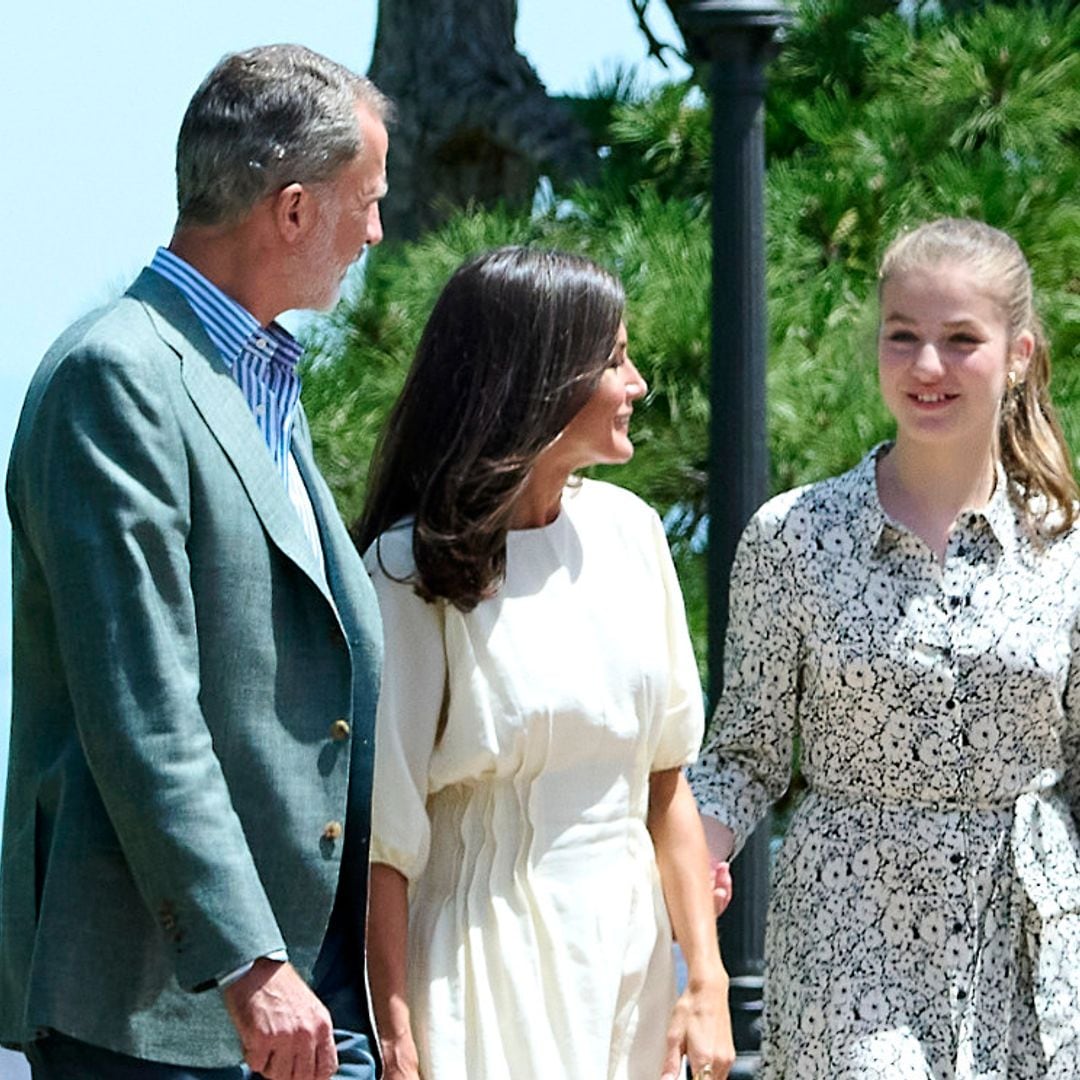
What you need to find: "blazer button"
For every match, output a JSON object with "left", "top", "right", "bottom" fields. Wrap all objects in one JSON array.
[
  {"left": 329, "top": 719, "right": 351, "bottom": 741},
  {"left": 322, "top": 821, "right": 343, "bottom": 842}
]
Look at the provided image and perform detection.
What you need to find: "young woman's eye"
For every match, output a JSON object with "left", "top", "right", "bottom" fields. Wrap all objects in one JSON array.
[
  {"left": 886, "top": 330, "right": 917, "bottom": 343},
  {"left": 950, "top": 333, "right": 982, "bottom": 346}
]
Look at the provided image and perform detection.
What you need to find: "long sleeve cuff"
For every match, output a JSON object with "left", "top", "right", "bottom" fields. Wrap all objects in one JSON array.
[{"left": 216, "top": 948, "right": 289, "bottom": 989}]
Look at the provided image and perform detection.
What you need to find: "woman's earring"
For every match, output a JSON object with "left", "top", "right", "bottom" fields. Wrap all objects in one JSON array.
[{"left": 1007, "top": 369, "right": 1019, "bottom": 389}]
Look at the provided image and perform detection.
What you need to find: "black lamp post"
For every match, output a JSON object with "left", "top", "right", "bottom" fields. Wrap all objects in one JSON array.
[{"left": 663, "top": 1, "right": 790, "bottom": 1075}]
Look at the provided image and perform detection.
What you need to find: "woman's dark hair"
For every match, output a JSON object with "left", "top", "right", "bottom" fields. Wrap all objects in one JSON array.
[{"left": 354, "top": 246, "right": 626, "bottom": 610}]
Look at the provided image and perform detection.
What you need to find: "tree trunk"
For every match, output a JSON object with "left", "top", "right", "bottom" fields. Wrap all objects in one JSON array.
[{"left": 369, "top": 0, "right": 595, "bottom": 239}]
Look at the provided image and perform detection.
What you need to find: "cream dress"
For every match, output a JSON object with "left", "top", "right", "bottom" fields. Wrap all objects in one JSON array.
[{"left": 366, "top": 479, "right": 704, "bottom": 1079}]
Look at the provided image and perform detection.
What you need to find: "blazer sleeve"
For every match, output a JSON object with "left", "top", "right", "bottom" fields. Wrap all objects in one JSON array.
[{"left": 12, "top": 340, "right": 285, "bottom": 990}]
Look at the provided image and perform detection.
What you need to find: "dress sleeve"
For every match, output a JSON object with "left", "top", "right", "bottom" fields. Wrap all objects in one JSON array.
[
  {"left": 1062, "top": 608, "right": 1080, "bottom": 825},
  {"left": 690, "top": 508, "right": 800, "bottom": 856},
  {"left": 366, "top": 536, "right": 447, "bottom": 882},
  {"left": 648, "top": 509, "right": 706, "bottom": 772}
]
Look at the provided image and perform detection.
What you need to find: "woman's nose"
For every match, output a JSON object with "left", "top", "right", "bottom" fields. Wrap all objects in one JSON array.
[{"left": 912, "top": 342, "right": 944, "bottom": 379}]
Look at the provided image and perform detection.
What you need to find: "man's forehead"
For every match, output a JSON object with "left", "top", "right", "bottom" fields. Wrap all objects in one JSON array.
[{"left": 355, "top": 102, "right": 388, "bottom": 141}]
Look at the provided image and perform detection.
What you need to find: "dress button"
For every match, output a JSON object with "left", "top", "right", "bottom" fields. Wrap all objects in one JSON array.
[
  {"left": 330, "top": 719, "right": 351, "bottom": 741},
  {"left": 322, "top": 821, "right": 343, "bottom": 841}
]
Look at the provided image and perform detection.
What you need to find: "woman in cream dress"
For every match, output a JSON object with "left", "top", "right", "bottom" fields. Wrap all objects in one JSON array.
[{"left": 358, "top": 248, "right": 733, "bottom": 1080}]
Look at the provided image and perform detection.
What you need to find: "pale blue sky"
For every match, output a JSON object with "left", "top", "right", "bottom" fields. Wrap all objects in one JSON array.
[{"left": 0, "top": 4, "right": 688, "bottom": 820}]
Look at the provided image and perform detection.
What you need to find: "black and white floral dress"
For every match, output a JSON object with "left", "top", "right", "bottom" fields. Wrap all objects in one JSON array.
[{"left": 692, "top": 445, "right": 1080, "bottom": 1078}]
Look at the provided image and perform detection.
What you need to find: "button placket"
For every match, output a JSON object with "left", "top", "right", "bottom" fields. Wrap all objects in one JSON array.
[{"left": 942, "top": 551, "right": 975, "bottom": 800}]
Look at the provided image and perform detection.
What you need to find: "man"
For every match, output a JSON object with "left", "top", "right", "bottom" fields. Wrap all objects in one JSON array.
[{"left": 0, "top": 45, "right": 390, "bottom": 1080}]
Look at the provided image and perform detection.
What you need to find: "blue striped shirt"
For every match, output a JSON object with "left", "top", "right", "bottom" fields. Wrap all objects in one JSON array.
[
  {"left": 149, "top": 247, "right": 302, "bottom": 486},
  {"left": 149, "top": 248, "right": 325, "bottom": 577}
]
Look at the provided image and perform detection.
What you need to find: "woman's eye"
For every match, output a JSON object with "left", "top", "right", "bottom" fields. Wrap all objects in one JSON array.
[
  {"left": 886, "top": 330, "right": 917, "bottom": 343},
  {"left": 950, "top": 334, "right": 982, "bottom": 346}
]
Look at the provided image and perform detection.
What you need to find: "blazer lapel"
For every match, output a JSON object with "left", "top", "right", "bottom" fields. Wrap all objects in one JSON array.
[
  {"left": 128, "top": 271, "right": 333, "bottom": 604},
  {"left": 292, "top": 428, "right": 367, "bottom": 634}
]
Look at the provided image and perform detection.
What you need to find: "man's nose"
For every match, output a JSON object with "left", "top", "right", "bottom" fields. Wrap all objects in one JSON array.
[{"left": 366, "top": 205, "right": 384, "bottom": 248}]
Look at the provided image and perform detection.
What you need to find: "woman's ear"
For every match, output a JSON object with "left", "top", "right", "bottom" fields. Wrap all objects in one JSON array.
[{"left": 1010, "top": 329, "right": 1035, "bottom": 383}]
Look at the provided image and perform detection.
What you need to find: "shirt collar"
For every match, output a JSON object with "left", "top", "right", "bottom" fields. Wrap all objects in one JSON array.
[
  {"left": 857, "top": 442, "right": 1022, "bottom": 561},
  {"left": 976, "top": 465, "right": 1023, "bottom": 560},
  {"left": 149, "top": 247, "right": 302, "bottom": 371}
]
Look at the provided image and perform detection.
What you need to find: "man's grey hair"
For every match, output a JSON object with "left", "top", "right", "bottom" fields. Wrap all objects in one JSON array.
[{"left": 176, "top": 44, "right": 391, "bottom": 227}]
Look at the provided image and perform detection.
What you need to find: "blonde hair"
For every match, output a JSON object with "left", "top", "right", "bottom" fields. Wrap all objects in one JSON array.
[{"left": 879, "top": 217, "right": 1077, "bottom": 536}]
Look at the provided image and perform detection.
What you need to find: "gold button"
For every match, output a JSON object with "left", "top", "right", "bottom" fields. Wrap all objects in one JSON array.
[
  {"left": 330, "top": 719, "right": 351, "bottom": 741},
  {"left": 322, "top": 821, "right": 343, "bottom": 841}
]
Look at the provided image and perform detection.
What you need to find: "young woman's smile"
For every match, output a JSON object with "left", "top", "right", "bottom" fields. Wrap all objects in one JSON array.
[{"left": 878, "top": 262, "right": 1031, "bottom": 450}]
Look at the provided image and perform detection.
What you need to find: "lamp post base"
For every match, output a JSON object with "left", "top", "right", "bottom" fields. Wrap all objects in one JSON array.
[{"left": 729, "top": 1054, "right": 762, "bottom": 1080}]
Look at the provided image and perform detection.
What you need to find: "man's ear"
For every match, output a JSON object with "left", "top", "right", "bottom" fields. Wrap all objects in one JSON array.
[{"left": 271, "top": 182, "right": 312, "bottom": 244}]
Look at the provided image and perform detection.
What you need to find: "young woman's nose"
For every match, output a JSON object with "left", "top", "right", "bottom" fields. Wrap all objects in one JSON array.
[{"left": 912, "top": 342, "right": 945, "bottom": 380}]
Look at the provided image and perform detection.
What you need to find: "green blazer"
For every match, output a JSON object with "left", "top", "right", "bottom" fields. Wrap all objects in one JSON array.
[{"left": 0, "top": 270, "right": 382, "bottom": 1067}]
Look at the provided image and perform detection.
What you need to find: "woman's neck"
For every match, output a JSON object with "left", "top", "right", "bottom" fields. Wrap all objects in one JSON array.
[
  {"left": 876, "top": 436, "right": 998, "bottom": 561},
  {"left": 509, "top": 459, "right": 571, "bottom": 530}
]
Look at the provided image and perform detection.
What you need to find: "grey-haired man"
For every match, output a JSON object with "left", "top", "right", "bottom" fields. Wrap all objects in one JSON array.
[{"left": 2, "top": 45, "right": 389, "bottom": 1080}]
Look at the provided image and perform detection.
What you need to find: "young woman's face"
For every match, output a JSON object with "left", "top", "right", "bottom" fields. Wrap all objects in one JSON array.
[
  {"left": 553, "top": 322, "right": 647, "bottom": 470},
  {"left": 878, "top": 262, "right": 1031, "bottom": 453}
]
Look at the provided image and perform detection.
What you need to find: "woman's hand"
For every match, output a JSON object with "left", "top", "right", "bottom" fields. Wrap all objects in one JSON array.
[
  {"left": 700, "top": 815, "right": 735, "bottom": 918},
  {"left": 712, "top": 859, "right": 733, "bottom": 917},
  {"left": 660, "top": 975, "right": 735, "bottom": 1080},
  {"left": 379, "top": 1030, "right": 422, "bottom": 1080}
]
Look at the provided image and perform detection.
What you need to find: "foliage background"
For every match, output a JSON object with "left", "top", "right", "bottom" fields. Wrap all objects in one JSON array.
[{"left": 303, "top": 0, "right": 1080, "bottom": 674}]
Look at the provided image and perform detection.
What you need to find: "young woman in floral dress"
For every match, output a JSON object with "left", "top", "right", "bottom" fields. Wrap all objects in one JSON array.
[{"left": 694, "top": 218, "right": 1080, "bottom": 1077}]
